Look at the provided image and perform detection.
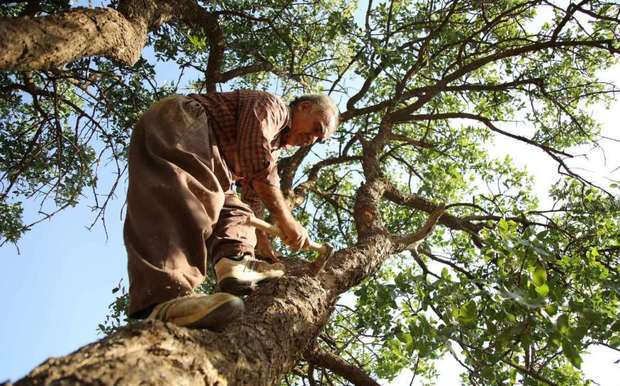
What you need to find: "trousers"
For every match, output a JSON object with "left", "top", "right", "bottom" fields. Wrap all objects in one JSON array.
[{"left": 123, "top": 95, "right": 256, "bottom": 317}]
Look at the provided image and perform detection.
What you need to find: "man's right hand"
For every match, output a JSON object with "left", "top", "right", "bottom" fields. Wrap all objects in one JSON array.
[
  {"left": 252, "top": 179, "right": 309, "bottom": 251},
  {"left": 277, "top": 215, "right": 309, "bottom": 251}
]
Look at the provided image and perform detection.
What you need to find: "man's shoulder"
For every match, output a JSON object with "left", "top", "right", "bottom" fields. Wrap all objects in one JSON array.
[
  {"left": 196, "top": 89, "right": 286, "bottom": 107},
  {"left": 238, "top": 90, "right": 287, "bottom": 107}
]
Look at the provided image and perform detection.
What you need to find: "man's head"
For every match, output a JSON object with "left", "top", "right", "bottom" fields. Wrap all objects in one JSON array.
[{"left": 285, "top": 94, "right": 339, "bottom": 147}]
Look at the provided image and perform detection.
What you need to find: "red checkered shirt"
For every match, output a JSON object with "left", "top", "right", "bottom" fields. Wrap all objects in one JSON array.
[{"left": 189, "top": 90, "right": 290, "bottom": 212}]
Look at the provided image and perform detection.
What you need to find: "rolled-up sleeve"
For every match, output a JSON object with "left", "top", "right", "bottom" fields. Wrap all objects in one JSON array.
[{"left": 237, "top": 92, "right": 289, "bottom": 188}]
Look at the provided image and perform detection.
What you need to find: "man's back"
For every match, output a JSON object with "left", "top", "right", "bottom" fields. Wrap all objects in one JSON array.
[{"left": 190, "top": 90, "right": 289, "bottom": 183}]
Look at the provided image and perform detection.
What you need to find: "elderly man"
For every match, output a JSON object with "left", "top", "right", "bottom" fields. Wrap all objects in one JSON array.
[{"left": 124, "top": 90, "right": 338, "bottom": 329}]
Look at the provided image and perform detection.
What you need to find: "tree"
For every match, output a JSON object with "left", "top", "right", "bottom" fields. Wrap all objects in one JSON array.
[{"left": 1, "top": 0, "right": 619, "bottom": 385}]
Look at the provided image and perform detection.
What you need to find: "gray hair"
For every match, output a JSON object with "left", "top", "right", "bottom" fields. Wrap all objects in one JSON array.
[{"left": 290, "top": 94, "right": 340, "bottom": 132}]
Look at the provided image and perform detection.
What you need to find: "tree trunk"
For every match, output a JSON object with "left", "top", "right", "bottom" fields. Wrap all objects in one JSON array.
[{"left": 12, "top": 236, "right": 392, "bottom": 385}]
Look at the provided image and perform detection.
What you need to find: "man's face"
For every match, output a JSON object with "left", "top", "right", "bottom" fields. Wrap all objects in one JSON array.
[{"left": 286, "top": 101, "right": 336, "bottom": 147}]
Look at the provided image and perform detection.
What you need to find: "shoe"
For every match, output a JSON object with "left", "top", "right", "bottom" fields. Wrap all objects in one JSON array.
[
  {"left": 215, "top": 254, "right": 285, "bottom": 296},
  {"left": 147, "top": 293, "right": 244, "bottom": 330}
]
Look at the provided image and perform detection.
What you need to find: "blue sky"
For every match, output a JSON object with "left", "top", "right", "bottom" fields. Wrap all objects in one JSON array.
[{"left": 0, "top": 177, "right": 127, "bottom": 380}]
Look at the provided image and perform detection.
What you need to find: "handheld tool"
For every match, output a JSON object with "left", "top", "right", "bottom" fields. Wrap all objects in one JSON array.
[{"left": 245, "top": 216, "right": 334, "bottom": 275}]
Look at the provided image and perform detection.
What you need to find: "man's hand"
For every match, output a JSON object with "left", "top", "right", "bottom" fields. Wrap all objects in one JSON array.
[
  {"left": 252, "top": 180, "right": 309, "bottom": 251},
  {"left": 255, "top": 230, "right": 281, "bottom": 263},
  {"left": 277, "top": 215, "right": 309, "bottom": 251}
]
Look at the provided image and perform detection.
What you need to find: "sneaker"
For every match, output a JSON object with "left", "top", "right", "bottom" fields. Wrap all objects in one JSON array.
[
  {"left": 147, "top": 293, "right": 244, "bottom": 330},
  {"left": 215, "top": 254, "right": 285, "bottom": 296}
]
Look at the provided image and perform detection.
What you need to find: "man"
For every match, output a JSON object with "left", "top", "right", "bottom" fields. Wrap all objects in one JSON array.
[{"left": 123, "top": 90, "right": 339, "bottom": 330}]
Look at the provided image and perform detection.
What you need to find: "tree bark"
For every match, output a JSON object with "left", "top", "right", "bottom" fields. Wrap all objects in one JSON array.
[
  {"left": 12, "top": 235, "right": 393, "bottom": 385},
  {"left": 0, "top": 8, "right": 143, "bottom": 71},
  {"left": 0, "top": 0, "right": 208, "bottom": 71}
]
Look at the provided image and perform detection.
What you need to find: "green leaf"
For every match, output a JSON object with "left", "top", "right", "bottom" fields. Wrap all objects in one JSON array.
[
  {"left": 532, "top": 263, "right": 548, "bottom": 287},
  {"left": 441, "top": 267, "right": 451, "bottom": 281},
  {"left": 498, "top": 218, "right": 509, "bottom": 234},
  {"left": 562, "top": 341, "right": 583, "bottom": 368},
  {"left": 454, "top": 301, "right": 477, "bottom": 325},
  {"left": 557, "top": 314, "right": 570, "bottom": 336},
  {"left": 535, "top": 283, "right": 549, "bottom": 297},
  {"left": 545, "top": 303, "right": 558, "bottom": 316},
  {"left": 590, "top": 247, "right": 599, "bottom": 258}
]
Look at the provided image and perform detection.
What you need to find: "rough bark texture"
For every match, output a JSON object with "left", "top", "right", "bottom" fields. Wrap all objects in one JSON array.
[
  {"left": 12, "top": 235, "right": 393, "bottom": 385},
  {"left": 0, "top": 7, "right": 149, "bottom": 71},
  {"left": 0, "top": 0, "right": 208, "bottom": 71}
]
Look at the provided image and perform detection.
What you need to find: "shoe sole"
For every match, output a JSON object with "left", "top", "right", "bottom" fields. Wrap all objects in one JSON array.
[{"left": 187, "top": 296, "right": 245, "bottom": 331}]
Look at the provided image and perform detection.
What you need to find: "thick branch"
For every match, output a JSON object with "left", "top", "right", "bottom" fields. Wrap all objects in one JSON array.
[
  {"left": 388, "top": 133, "right": 434, "bottom": 149},
  {"left": 220, "top": 61, "right": 274, "bottom": 83},
  {"left": 0, "top": 0, "right": 217, "bottom": 71},
  {"left": 393, "top": 206, "right": 445, "bottom": 252},
  {"left": 194, "top": 11, "right": 225, "bottom": 92},
  {"left": 304, "top": 347, "right": 381, "bottom": 386},
  {"left": 353, "top": 179, "right": 387, "bottom": 238},
  {"left": 0, "top": 6, "right": 153, "bottom": 70}
]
